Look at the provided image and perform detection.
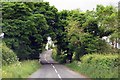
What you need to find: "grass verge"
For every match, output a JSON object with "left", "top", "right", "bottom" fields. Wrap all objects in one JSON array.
[
  {"left": 2, "top": 60, "right": 40, "bottom": 78},
  {"left": 66, "top": 54, "right": 119, "bottom": 79}
]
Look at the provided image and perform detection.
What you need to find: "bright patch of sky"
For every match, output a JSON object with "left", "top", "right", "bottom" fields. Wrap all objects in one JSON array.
[{"left": 44, "top": 0, "right": 119, "bottom": 11}]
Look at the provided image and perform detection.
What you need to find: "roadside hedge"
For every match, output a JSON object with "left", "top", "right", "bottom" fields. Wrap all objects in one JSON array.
[
  {"left": 52, "top": 47, "right": 67, "bottom": 63},
  {"left": 79, "top": 54, "right": 119, "bottom": 78},
  {"left": 2, "top": 42, "right": 18, "bottom": 65}
]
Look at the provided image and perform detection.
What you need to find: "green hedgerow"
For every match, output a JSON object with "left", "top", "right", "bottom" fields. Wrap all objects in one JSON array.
[
  {"left": 1, "top": 42, "right": 18, "bottom": 65},
  {"left": 66, "top": 53, "right": 119, "bottom": 78}
]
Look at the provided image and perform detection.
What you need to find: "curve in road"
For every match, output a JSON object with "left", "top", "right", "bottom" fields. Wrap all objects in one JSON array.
[{"left": 28, "top": 50, "right": 89, "bottom": 80}]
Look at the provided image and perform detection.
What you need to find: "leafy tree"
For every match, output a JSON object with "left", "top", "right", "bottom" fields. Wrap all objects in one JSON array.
[
  {"left": 55, "top": 10, "right": 69, "bottom": 54},
  {"left": 82, "top": 17, "right": 99, "bottom": 36},
  {"left": 2, "top": 2, "right": 119, "bottom": 62},
  {"left": 96, "top": 5, "right": 118, "bottom": 37},
  {"left": 2, "top": 2, "right": 58, "bottom": 60}
]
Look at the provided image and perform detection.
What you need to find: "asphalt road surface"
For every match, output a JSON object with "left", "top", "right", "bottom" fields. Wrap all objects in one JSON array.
[{"left": 28, "top": 50, "right": 89, "bottom": 80}]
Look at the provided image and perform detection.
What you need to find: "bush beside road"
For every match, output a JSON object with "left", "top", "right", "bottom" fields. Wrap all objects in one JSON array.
[{"left": 66, "top": 54, "right": 119, "bottom": 78}]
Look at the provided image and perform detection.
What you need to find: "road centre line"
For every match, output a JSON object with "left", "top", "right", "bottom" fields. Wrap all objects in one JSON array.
[
  {"left": 44, "top": 53, "right": 62, "bottom": 80},
  {"left": 58, "top": 74, "right": 62, "bottom": 79},
  {"left": 52, "top": 65, "right": 55, "bottom": 69},
  {"left": 54, "top": 68, "right": 58, "bottom": 73},
  {"left": 51, "top": 65, "right": 62, "bottom": 80}
]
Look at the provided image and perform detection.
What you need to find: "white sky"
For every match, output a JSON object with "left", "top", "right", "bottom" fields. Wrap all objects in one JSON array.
[{"left": 44, "top": 0, "right": 119, "bottom": 11}]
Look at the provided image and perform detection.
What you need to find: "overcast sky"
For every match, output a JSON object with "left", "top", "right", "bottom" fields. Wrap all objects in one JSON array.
[{"left": 44, "top": 0, "right": 119, "bottom": 11}]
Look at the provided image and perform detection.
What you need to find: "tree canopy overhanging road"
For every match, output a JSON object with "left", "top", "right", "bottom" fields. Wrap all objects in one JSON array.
[
  {"left": 1, "top": 1, "right": 119, "bottom": 78},
  {"left": 2, "top": 2, "right": 119, "bottom": 61}
]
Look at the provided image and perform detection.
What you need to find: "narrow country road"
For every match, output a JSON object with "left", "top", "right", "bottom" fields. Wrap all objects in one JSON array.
[{"left": 28, "top": 50, "right": 89, "bottom": 80}]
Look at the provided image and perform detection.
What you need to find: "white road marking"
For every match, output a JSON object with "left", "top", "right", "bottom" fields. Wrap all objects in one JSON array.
[
  {"left": 52, "top": 65, "right": 55, "bottom": 69},
  {"left": 58, "top": 74, "right": 62, "bottom": 79},
  {"left": 51, "top": 64, "right": 62, "bottom": 80},
  {"left": 54, "top": 68, "right": 58, "bottom": 73},
  {"left": 44, "top": 52, "right": 62, "bottom": 80}
]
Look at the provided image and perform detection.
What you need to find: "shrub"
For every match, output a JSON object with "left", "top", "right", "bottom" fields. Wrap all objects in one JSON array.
[
  {"left": 79, "top": 54, "right": 119, "bottom": 78},
  {"left": 81, "top": 54, "right": 119, "bottom": 67},
  {"left": 1, "top": 42, "right": 18, "bottom": 65},
  {"left": 52, "top": 47, "right": 57, "bottom": 60},
  {"left": 52, "top": 47, "right": 67, "bottom": 63},
  {"left": 66, "top": 53, "right": 119, "bottom": 78}
]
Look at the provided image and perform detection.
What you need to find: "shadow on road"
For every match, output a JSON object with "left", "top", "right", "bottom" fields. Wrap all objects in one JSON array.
[{"left": 40, "top": 60, "right": 59, "bottom": 65}]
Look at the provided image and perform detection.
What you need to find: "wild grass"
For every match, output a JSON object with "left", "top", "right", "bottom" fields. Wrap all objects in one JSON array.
[
  {"left": 66, "top": 54, "right": 119, "bottom": 79},
  {"left": 2, "top": 60, "right": 40, "bottom": 78}
]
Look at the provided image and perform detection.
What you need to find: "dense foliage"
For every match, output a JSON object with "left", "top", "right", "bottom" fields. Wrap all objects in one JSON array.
[
  {"left": 1, "top": 42, "right": 18, "bottom": 65},
  {"left": 2, "top": 2, "right": 119, "bottom": 62},
  {"left": 66, "top": 54, "right": 119, "bottom": 78},
  {"left": 2, "top": 2, "right": 58, "bottom": 60},
  {"left": 1, "top": 1, "right": 119, "bottom": 79},
  {"left": 54, "top": 5, "right": 119, "bottom": 63}
]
